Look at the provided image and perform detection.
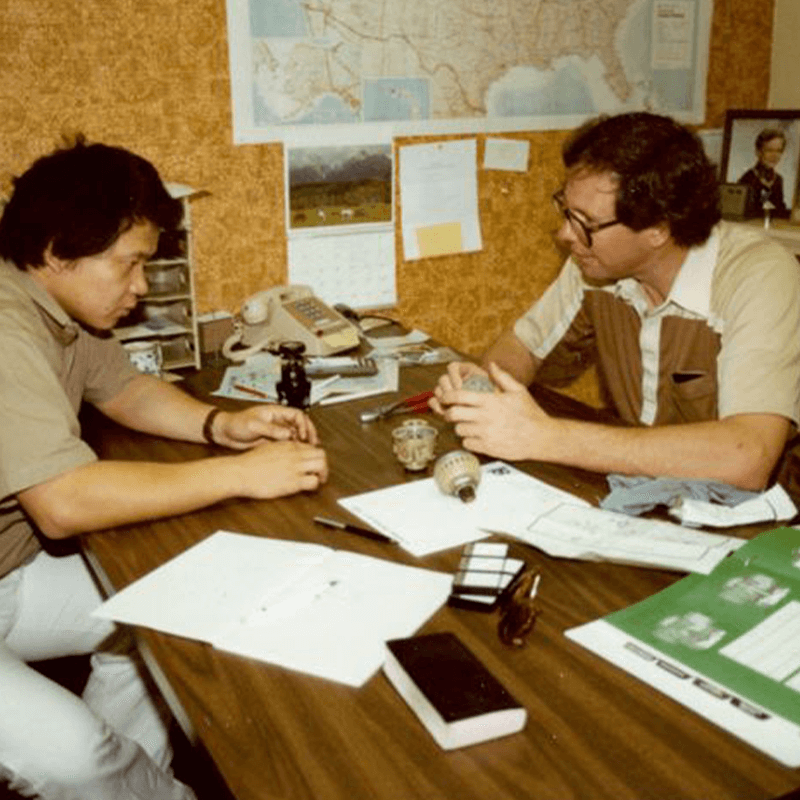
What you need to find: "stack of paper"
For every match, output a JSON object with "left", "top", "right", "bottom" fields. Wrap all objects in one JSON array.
[{"left": 93, "top": 531, "right": 451, "bottom": 687}]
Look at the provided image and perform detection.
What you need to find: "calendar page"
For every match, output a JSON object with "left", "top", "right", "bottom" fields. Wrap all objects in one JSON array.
[{"left": 288, "top": 228, "right": 396, "bottom": 310}]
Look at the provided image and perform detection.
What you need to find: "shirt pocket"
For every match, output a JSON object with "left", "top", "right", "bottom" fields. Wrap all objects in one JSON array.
[{"left": 668, "top": 371, "right": 718, "bottom": 423}]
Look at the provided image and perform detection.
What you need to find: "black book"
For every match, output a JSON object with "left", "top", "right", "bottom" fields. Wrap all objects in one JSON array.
[{"left": 383, "top": 632, "right": 527, "bottom": 750}]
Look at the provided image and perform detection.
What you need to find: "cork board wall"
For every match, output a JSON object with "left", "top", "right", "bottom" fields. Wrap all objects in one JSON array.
[{"left": 0, "top": 0, "right": 777, "bottom": 402}]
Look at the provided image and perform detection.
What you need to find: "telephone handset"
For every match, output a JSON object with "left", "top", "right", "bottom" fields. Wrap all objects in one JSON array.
[{"left": 222, "top": 285, "right": 361, "bottom": 361}]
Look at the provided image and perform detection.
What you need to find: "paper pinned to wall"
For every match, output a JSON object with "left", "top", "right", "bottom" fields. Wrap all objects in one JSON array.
[
  {"left": 288, "top": 229, "right": 396, "bottom": 309},
  {"left": 399, "top": 139, "right": 482, "bottom": 261},
  {"left": 483, "top": 138, "right": 530, "bottom": 172}
]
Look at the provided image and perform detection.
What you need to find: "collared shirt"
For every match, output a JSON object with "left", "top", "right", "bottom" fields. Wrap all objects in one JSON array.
[
  {"left": 0, "top": 261, "right": 137, "bottom": 577},
  {"left": 514, "top": 221, "right": 800, "bottom": 428}
]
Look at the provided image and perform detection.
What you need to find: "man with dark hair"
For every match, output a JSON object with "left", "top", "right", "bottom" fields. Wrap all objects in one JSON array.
[
  {"left": 0, "top": 139, "right": 327, "bottom": 798},
  {"left": 433, "top": 112, "right": 800, "bottom": 491}
]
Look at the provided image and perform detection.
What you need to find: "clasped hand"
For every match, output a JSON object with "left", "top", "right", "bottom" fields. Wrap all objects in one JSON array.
[
  {"left": 431, "top": 361, "right": 554, "bottom": 461},
  {"left": 215, "top": 405, "right": 328, "bottom": 496},
  {"left": 214, "top": 404, "right": 320, "bottom": 449}
]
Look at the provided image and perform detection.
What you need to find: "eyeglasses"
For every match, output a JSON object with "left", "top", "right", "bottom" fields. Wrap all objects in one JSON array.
[
  {"left": 552, "top": 190, "right": 621, "bottom": 248},
  {"left": 497, "top": 568, "right": 542, "bottom": 647}
]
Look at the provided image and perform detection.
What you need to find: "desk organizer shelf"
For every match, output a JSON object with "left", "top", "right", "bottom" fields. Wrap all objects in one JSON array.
[{"left": 114, "top": 183, "right": 202, "bottom": 374}]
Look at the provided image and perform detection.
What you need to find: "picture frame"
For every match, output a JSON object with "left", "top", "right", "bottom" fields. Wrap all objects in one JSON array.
[
  {"left": 719, "top": 109, "right": 800, "bottom": 221},
  {"left": 285, "top": 143, "right": 393, "bottom": 231}
]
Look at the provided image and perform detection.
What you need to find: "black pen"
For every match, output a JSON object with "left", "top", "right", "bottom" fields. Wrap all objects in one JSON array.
[{"left": 313, "top": 515, "right": 396, "bottom": 545}]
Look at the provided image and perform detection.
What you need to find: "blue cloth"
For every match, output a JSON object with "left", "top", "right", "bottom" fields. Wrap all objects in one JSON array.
[{"left": 601, "top": 474, "right": 758, "bottom": 517}]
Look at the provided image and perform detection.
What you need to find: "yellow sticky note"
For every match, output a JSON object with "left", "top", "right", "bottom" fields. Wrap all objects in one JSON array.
[{"left": 416, "top": 222, "right": 463, "bottom": 257}]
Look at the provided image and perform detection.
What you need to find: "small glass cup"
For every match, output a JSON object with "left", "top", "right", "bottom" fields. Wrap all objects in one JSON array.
[{"left": 392, "top": 419, "right": 438, "bottom": 471}]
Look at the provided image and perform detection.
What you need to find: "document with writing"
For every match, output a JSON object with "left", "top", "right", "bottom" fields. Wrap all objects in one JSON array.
[
  {"left": 341, "top": 462, "right": 742, "bottom": 572},
  {"left": 340, "top": 462, "right": 590, "bottom": 557},
  {"left": 93, "top": 531, "right": 451, "bottom": 687},
  {"left": 516, "top": 504, "right": 745, "bottom": 574},
  {"left": 566, "top": 527, "right": 800, "bottom": 767}
]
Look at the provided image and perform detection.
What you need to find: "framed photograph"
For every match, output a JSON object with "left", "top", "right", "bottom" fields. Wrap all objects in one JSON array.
[
  {"left": 285, "top": 143, "right": 393, "bottom": 231},
  {"left": 719, "top": 109, "right": 800, "bottom": 221}
]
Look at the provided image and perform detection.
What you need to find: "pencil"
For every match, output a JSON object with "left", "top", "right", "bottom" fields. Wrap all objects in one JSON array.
[{"left": 233, "top": 383, "right": 271, "bottom": 400}]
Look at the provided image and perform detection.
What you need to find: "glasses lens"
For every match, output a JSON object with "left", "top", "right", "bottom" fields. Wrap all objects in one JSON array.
[
  {"left": 567, "top": 212, "right": 591, "bottom": 247},
  {"left": 552, "top": 192, "right": 591, "bottom": 247}
]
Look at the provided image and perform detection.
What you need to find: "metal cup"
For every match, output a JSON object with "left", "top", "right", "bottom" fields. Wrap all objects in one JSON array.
[{"left": 392, "top": 419, "right": 438, "bottom": 471}]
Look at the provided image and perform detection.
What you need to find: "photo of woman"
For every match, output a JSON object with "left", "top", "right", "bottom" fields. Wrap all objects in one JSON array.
[
  {"left": 720, "top": 110, "right": 800, "bottom": 222},
  {"left": 737, "top": 128, "right": 791, "bottom": 219}
]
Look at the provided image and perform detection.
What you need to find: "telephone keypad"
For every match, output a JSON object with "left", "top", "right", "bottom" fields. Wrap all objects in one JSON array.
[{"left": 287, "top": 298, "right": 349, "bottom": 332}]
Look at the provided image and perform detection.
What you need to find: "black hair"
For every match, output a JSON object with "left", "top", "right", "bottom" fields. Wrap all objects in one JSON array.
[
  {"left": 562, "top": 112, "right": 721, "bottom": 247},
  {"left": 0, "top": 135, "right": 183, "bottom": 269}
]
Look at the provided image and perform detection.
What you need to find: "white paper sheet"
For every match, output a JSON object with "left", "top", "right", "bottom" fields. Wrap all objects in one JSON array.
[
  {"left": 483, "top": 138, "right": 530, "bottom": 172},
  {"left": 94, "top": 531, "right": 451, "bottom": 687},
  {"left": 567, "top": 620, "right": 800, "bottom": 767},
  {"left": 340, "top": 461, "right": 744, "bottom": 572},
  {"left": 399, "top": 139, "right": 482, "bottom": 260},
  {"left": 670, "top": 483, "right": 797, "bottom": 528},
  {"left": 519, "top": 504, "right": 745, "bottom": 574},
  {"left": 314, "top": 358, "right": 399, "bottom": 406},
  {"left": 212, "top": 352, "right": 397, "bottom": 406},
  {"left": 339, "top": 462, "right": 590, "bottom": 557},
  {"left": 93, "top": 532, "right": 327, "bottom": 643}
]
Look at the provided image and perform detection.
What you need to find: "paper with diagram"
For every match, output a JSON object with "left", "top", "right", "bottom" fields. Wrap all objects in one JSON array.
[
  {"left": 516, "top": 504, "right": 745, "bottom": 574},
  {"left": 341, "top": 461, "right": 742, "bottom": 572}
]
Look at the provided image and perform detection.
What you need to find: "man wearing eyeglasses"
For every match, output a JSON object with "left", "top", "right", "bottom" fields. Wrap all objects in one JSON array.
[{"left": 433, "top": 112, "right": 800, "bottom": 492}]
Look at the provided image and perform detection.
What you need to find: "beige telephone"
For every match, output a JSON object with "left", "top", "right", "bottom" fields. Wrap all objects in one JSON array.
[{"left": 222, "top": 285, "right": 361, "bottom": 361}]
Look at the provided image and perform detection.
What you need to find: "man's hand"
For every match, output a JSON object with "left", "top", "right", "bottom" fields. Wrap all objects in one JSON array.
[
  {"left": 232, "top": 439, "right": 329, "bottom": 497},
  {"left": 213, "top": 405, "right": 319, "bottom": 449},
  {"left": 438, "top": 363, "right": 557, "bottom": 461},
  {"left": 430, "top": 361, "right": 490, "bottom": 415}
]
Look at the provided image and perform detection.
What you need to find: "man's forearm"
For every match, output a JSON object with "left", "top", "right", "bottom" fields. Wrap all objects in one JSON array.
[
  {"left": 481, "top": 328, "right": 540, "bottom": 385},
  {"left": 20, "top": 457, "right": 241, "bottom": 538},
  {"left": 532, "top": 414, "right": 790, "bottom": 491},
  {"left": 98, "top": 374, "right": 212, "bottom": 443}
]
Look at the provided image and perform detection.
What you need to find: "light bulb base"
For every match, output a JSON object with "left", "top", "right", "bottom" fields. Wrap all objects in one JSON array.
[{"left": 455, "top": 484, "right": 477, "bottom": 503}]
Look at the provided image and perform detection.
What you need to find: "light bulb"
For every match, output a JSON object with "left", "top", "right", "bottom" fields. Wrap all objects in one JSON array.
[
  {"left": 462, "top": 374, "right": 494, "bottom": 393},
  {"left": 433, "top": 450, "right": 481, "bottom": 503}
]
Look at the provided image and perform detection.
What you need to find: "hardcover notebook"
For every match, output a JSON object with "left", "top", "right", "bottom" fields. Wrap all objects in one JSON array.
[{"left": 383, "top": 632, "right": 527, "bottom": 750}]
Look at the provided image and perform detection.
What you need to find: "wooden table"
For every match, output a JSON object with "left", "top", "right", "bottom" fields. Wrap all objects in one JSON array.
[{"left": 81, "top": 363, "right": 800, "bottom": 800}]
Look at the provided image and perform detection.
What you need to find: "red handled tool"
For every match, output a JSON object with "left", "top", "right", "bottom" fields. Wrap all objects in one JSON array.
[{"left": 359, "top": 390, "right": 434, "bottom": 422}]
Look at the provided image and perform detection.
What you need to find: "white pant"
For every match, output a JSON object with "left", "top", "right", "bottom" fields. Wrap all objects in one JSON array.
[{"left": 0, "top": 550, "right": 197, "bottom": 799}]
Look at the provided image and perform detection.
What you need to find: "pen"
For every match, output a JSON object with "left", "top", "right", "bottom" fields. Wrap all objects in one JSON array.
[
  {"left": 233, "top": 383, "right": 272, "bottom": 399},
  {"left": 313, "top": 515, "right": 396, "bottom": 545}
]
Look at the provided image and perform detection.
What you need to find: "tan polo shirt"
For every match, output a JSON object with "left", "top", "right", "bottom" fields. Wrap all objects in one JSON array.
[
  {"left": 0, "top": 261, "right": 138, "bottom": 578},
  {"left": 514, "top": 222, "right": 800, "bottom": 428}
]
